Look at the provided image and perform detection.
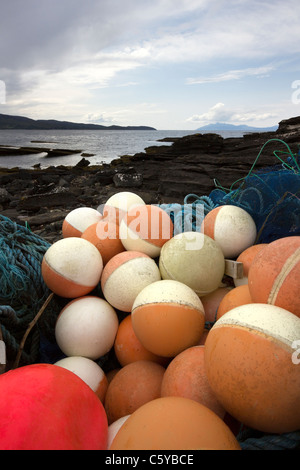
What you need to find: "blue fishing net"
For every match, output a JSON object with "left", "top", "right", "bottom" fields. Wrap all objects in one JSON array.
[
  {"left": 209, "top": 139, "right": 300, "bottom": 243},
  {"left": 162, "top": 139, "right": 300, "bottom": 244}
]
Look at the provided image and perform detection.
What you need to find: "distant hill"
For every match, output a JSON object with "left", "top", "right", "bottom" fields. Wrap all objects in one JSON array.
[
  {"left": 0, "top": 113, "right": 156, "bottom": 131},
  {"left": 196, "top": 122, "right": 278, "bottom": 132}
]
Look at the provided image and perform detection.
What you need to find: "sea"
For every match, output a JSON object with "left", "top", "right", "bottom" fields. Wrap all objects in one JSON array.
[{"left": 0, "top": 128, "right": 247, "bottom": 169}]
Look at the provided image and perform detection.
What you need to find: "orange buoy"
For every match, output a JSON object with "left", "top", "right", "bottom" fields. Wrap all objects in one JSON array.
[
  {"left": 104, "top": 360, "right": 165, "bottom": 424},
  {"left": 114, "top": 314, "right": 169, "bottom": 367},
  {"left": 81, "top": 220, "right": 125, "bottom": 266},
  {"left": 119, "top": 204, "right": 174, "bottom": 258},
  {"left": 201, "top": 205, "right": 257, "bottom": 258},
  {"left": 205, "top": 303, "right": 300, "bottom": 433},
  {"left": 109, "top": 396, "right": 241, "bottom": 450},
  {"left": 248, "top": 236, "right": 300, "bottom": 318},
  {"left": 41, "top": 237, "right": 103, "bottom": 298},
  {"left": 200, "top": 287, "right": 232, "bottom": 323},
  {"left": 161, "top": 345, "right": 225, "bottom": 418},
  {"left": 234, "top": 243, "right": 267, "bottom": 286},
  {"left": 216, "top": 284, "right": 253, "bottom": 320},
  {"left": 131, "top": 280, "right": 205, "bottom": 357}
]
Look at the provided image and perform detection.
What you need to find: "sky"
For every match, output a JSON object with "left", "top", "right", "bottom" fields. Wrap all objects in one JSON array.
[{"left": 1, "top": 0, "right": 300, "bottom": 130}]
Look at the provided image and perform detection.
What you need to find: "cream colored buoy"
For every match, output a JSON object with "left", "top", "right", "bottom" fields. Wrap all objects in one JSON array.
[
  {"left": 103, "top": 192, "right": 145, "bottom": 226},
  {"left": 159, "top": 232, "right": 225, "bottom": 296},
  {"left": 54, "top": 356, "right": 108, "bottom": 403},
  {"left": 201, "top": 205, "right": 257, "bottom": 259},
  {"left": 41, "top": 237, "right": 103, "bottom": 298},
  {"left": 101, "top": 251, "right": 161, "bottom": 312},
  {"left": 55, "top": 296, "right": 119, "bottom": 360},
  {"left": 62, "top": 207, "right": 103, "bottom": 238}
]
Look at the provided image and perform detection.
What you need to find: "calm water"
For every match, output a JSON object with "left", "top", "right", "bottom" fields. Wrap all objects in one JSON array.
[{"left": 0, "top": 129, "right": 246, "bottom": 169}]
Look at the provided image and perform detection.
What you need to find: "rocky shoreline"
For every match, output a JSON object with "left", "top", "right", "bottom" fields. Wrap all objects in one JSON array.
[{"left": 0, "top": 115, "right": 299, "bottom": 244}]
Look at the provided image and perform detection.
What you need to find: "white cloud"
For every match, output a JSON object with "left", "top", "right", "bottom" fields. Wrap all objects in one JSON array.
[
  {"left": 186, "top": 65, "right": 275, "bottom": 85},
  {"left": 187, "top": 103, "right": 278, "bottom": 125}
]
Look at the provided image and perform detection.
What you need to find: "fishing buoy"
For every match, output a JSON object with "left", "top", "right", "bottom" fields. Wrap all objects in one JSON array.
[
  {"left": 201, "top": 205, "right": 257, "bottom": 259},
  {"left": 205, "top": 303, "right": 300, "bottom": 433},
  {"left": 55, "top": 296, "right": 119, "bottom": 360},
  {"left": 114, "top": 314, "right": 168, "bottom": 367},
  {"left": 248, "top": 236, "right": 300, "bottom": 318},
  {"left": 216, "top": 284, "right": 253, "bottom": 320},
  {"left": 101, "top": 251, "right": 161, "bottom": 312},
  {"left": 62, "top": 207, "right": 103, "bottom": 238},
  {"left": 104, "top": 360, "right": 165, "bottom": 425},
  {"left": 41, "top": 237, "right": 103, "bottom": 298},
  {"left": 54, "top": 356, "right": 108, "bottom": 403},
  {"left": 234, "top": 243, "right": 267, "bottom": 286},
  {"left": 159, "top": 232, "right": 225, "bottom": 296},
  {"left": 107, "top": 415, "right": 130, "bottom": 449},
  {"left": 200, "top": 287, "right": 232, "bottom": 323},
  {"left": 0, "top": 364, "right": 108, "bottom": 450},
  {"left": 103, "top": 191, "right": 145, "bottom": 226},
  {"left": 131, "top": 279, "right": 205, "bottom": 357},
  {"left": 109, "top": 396, "right": 241, "bottom": 450},
  {"left": 161, "top": 345, "right": 225, "bottom": 419},
  {"left": 81, "top": 220, "right": 125, "bottom": 266},
  {"left": 119, "top": 204, "right": 174, "bottom": 258}
]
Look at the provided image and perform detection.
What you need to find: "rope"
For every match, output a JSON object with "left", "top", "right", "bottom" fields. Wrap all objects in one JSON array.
[
  {"left": 238, "top": 428, "right": 300, "bottom": 450},
  {"left": 160, "top": 194, "right": 217, "bottom": 235},
  {"left": 0, "top": 215, "right": 57, "bottom": 366}
]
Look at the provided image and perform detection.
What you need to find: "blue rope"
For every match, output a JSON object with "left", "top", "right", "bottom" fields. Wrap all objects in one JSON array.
[
  {"left": 160, "top": 194, "right": 218, "bottom": 235},
  {"left": 0, "top": 215, "right": 52, "bottom": 364}
]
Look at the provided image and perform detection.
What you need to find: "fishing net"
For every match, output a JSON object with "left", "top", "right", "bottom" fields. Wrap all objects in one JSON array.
[
  {"left": 209, "top": 139, "right": 300, "bottom": 243},
  {"left": 162, "top": 138, "right": 300, "bottom": 243}
]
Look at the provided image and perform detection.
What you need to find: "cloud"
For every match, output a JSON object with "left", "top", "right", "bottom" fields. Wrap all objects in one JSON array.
[
  {"left": 186, "top": 65, "right": 275, "bottom": 85},
  {"left": 187, "top": 103, "right": 278, "bottom": 124}
]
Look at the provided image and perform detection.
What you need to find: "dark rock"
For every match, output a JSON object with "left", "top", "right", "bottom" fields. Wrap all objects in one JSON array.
[
  {"left": 113, "top": 172, "right": 143, "bottom": 188},
  {"left": 18, "top": 189, "right": 76, "bottom": 211},
  {"left": 0, "top": 188, "right": 11, "bottom": 204},
  {"left": 75, "top": 157, "right": 90, "bottom": 168}
]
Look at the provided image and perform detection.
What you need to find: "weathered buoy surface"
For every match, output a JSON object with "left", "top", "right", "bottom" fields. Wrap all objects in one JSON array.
[
  {"left": 159, "top": 232, "right": 225, "bottom": 296},
  {"left": 54, "top": 356, "right": 108, "bottom": 403},
  {"left": 131, "top": 279, "right": 205, "bottom": 357},
  {"left": 119, "top": 204, "right": 174, "bottom": 258},
  {"left": 104, "top": 360, "right": 165, "bottom": 425},
  {"left": 55, "top": 296, "right": 119, "bottom": 360},
  {"left": 110, "top": 396, "right": 241, "bottom": 450},
  {"left": 205, "top": 303, "right": 300, "bottom": 433},
  {"left": 201, "top": 205, "right": 257, "bottom": 258},
  {"left": 101, "top": 251, "right": 161, "bottom": 312},
  {"left": 41, "top": 237, "right": 103, "bottom": 298},
  {"left": 248, "top": 236, "right": 300, "bottom": 318},
  {"left": 62, "top": 206, "right": 103, "bottom": 238}
]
